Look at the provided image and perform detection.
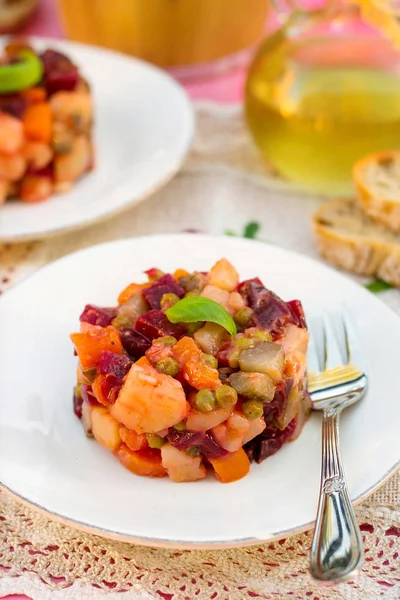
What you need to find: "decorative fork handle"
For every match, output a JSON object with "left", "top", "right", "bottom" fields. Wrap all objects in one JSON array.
[{"left": 310, "top": 408, "right": 364, "bottom": 583}]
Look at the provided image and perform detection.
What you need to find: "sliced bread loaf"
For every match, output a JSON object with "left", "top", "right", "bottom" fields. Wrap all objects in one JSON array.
[
  {"left": 353, "top": 150, "right": 400, "bottom": 232},
  {"left": 312, "top": 197, "right": 400, "bottom": 286}
]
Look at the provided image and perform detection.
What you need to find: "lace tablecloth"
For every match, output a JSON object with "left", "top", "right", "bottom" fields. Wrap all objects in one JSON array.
[{"left": 0, "top": 103, "right": 399, "bottom": 600}]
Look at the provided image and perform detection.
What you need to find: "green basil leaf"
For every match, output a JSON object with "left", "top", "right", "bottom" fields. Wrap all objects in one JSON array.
[
  {"left": 243, "top": 221, "right": 260, "bottom": 239},
  {"left": 166, "top": 296, "right": 237, "bottom": 337},
  {"left": 365, "top": 279, "right": 394, "bottom": 293}
]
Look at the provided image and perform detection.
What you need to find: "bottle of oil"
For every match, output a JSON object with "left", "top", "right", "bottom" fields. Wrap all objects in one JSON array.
[{"left": 245, "top": 6, "right": 400, "bottom": 195}]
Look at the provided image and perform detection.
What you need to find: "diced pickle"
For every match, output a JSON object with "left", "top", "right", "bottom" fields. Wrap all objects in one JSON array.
[
  {"left": 238, "top": 341, "right": 285, "bottom": 381},
  {"left": 228, "top": 371, "right": 275, "bottom": 402}
]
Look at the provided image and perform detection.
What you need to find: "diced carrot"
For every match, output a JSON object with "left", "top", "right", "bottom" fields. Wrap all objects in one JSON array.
[
  {"left": 119, "top": 426, "right": 147, "bottom": 451},
  {"left": 172, "top": 336, "right": 202, "bottom": 367},
  {"left": 183, "top": 358, "right": 221, "bottom": 391},
  {"left": 21, "top": 87, "right": 47, "bottom": 103},
  {"left": 118, "top": 282, "right": 149, "bottom": 305},
  {"left": 92, "top": 374, "right": 108, "bottom": 406},
  {"left": 115, "top": 444, "right": 167, "bottom": 478},
  {"left": 173, "top": 268, "right": 189, "bottom": 280},
  {"left": 70, "top": 326, "right": 123, "bottom": 369},
  {"left": 20, "top": 175, "right": 52, "bottom": 203},
  {"left": 23, "top": 102, "right": 53, "bottom": 143},
  {"left": 135, "top": 356, "right": 151, "bottom": 368},
  {"left": 209, "top": 448, "right": 250, "bottom": 483}
]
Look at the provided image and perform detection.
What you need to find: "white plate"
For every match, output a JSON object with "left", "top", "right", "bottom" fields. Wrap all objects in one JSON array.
[
  {"left": 0, "top": 234, "right": 399, "bottom": 548},
  {"left": 0, "top": 38, "right": 194, "bottom": 241}
]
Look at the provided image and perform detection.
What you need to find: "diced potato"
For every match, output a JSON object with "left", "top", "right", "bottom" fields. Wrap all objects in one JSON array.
[
  {"left": 228, "top": 371, "right": 275, "bottom": 402},
  {"left": 242, "top": 416, "right": 266, "bottom": 444},
  {"left": 238, "top": 341, "right": 285, "bottom": 382},
  {"left": 278, "top": 325, "right": 309, "bottom": 356},
  {"left": 211, "top": 412, "right": 250, "bottom": 452},
  {"left": 111, "top": 361, "right": 188, "bottom": 433},
  {"left": 201, "top": 285, "right": 230, "bottom": 311},
  {"left": 209, "top": 259, "right": 239, "bottom": 292},
  {"left": 186, "top": 407, "right": 233, "bottom": 431},
  {"left": 91, "top": 406, "right": 121, "bottom": 451},
  {"left": 161, "top": 443, "right": 206, "bottom": 482},
  {"left": 227, "top": 292, "right": 246, "bottom": 314},
  {"left": 81, "top": 400, "right": 93, "bottom": 437}
]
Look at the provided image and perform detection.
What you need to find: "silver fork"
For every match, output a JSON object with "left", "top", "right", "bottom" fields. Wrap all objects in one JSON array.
[{"left": 307, "top": 310, "right": 368, "bottom": 584}]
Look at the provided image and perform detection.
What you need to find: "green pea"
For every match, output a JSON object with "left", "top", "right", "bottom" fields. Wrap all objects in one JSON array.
[
  {"left": 251, "top": 330, "right": 272, "bottom": 343},
  {"left": 146, "top": 433, "right": 165, "bottom": 449},
  {"left": 157, "top": 335, "right": 177, "bottom": 347},
  {"left": 234, "top": 337, "right": 254, "bottom": 350},
  {"left": 215, "top": 384, "right": 238, "bottom": 408},
  {"left": 194, "top": 389, "right": 216, "bottom": 413},
  {"left": 186, "top": 446, "right": 200, "bottom": 457},
  {"left": 174, "top": 420, "right": 186, "bottom": 431},
  {"left": 186, "top": 321, "right": 203, "bottom": 335},
  {"left": 202, "top": 354, "right": 218, "bottom": 368},
  {"left": 156, "top": 357, "right": 180, "bottom": 377},
  {"left": 160, "top": 293, "right": 180, "bottom": 311},
  {"left": 242, "top": 400, "right": 264, "bottom": 420},
  {"left": 112, "top": 314, "right": 133, "bottom": 329},
  {"left": 233, "top": 307, "right": 253, "bottom": 328},
  {"left": 185, "top": 289, "right": 200, "bottom": 298}
]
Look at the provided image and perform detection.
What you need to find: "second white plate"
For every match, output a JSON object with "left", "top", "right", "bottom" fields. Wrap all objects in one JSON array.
[{"left": 0, "top": 38, "right": 194, "bottom": 241}]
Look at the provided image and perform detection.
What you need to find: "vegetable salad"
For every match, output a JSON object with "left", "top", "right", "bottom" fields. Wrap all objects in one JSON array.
[
  {"left": 0, "top": 39, "right": 93, "bottom": 204},
  {"left": 71, "top": 259, "right": 311, "bottom": 483}
]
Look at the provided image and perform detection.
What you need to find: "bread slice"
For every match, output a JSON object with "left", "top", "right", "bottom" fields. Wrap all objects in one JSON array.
[
  {"left": 312, "top": 198, "right": 400, "bottom": 286},
  {"left": 353, "top": 150, "right": 400, "bottom": 232}
]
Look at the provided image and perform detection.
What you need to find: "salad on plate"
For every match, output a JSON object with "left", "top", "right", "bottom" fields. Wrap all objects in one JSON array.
[
  {"left": 0, "top": 38, "right": 94, "bottom": 204},
  {"left": 71, "top": 259, "right": 310, "bottom": 483}
]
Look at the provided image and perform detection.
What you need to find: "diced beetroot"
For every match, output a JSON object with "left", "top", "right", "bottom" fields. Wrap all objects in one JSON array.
[
  {"left": 144, "top": 268, "right": 161, "bottom": 279},
  {"left": 73, "top": 389, "right": 83, "bottom": 419},
  {"left": 135, "top": 309, "right": 186, "bottom": 340},
  {"left": 27, "top": 163, "right": 54, "bottom": 178},
  {"left": 287, "top": 300, "right": 307, "bottom": 329},
  {"left": 0, "top": 94, "right": 28, "bottom": 119},
  {"left": 80, "top": 384, "right": 99, "bottom": 406},
  {"left": 119, "top": 328, "right": 151, "bottom": 360},
  {"left": 100, "top": 373, "right": 123, "bottom": 405},
  {"left": 98, "top": 351, "right": 131, "bottom": 379},
  {"left": 237, "top": 278, "right": 264, "bottom": 296},
  {"left": 79, "top": 304, "right": 117, "bottom": 327},
  {"left": 201, "top": 433, "right": 228, "bottom": 459},
  {"left": 41, "top": 50, "right": 79, "bottom": 95},
  {"left": 244, "top": 418, "right": 297, "bottom": 463},
  {"left": 142, "top": 274, "right": 185, "bottom": 310},
  {"left": 263, "top": 377, "right": 294, "bottom": 422},
  {"left": 216, "top": 341, "right": 232, "bottom": 367},
  {"left": 167, "top": 429, "right": 205, "bottom": 451}
]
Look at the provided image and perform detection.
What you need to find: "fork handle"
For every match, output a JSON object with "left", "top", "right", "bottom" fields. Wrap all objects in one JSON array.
[{"left": 310, "top": 408, "right": 364, "bottom": 583}]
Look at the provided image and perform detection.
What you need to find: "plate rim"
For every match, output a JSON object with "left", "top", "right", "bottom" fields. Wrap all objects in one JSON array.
[
  {"left": 0, "top": 37, "right": 194, "bottom": 243},
  {"left": 1, "top": 234, "right": 399, "bottom": 548}
]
